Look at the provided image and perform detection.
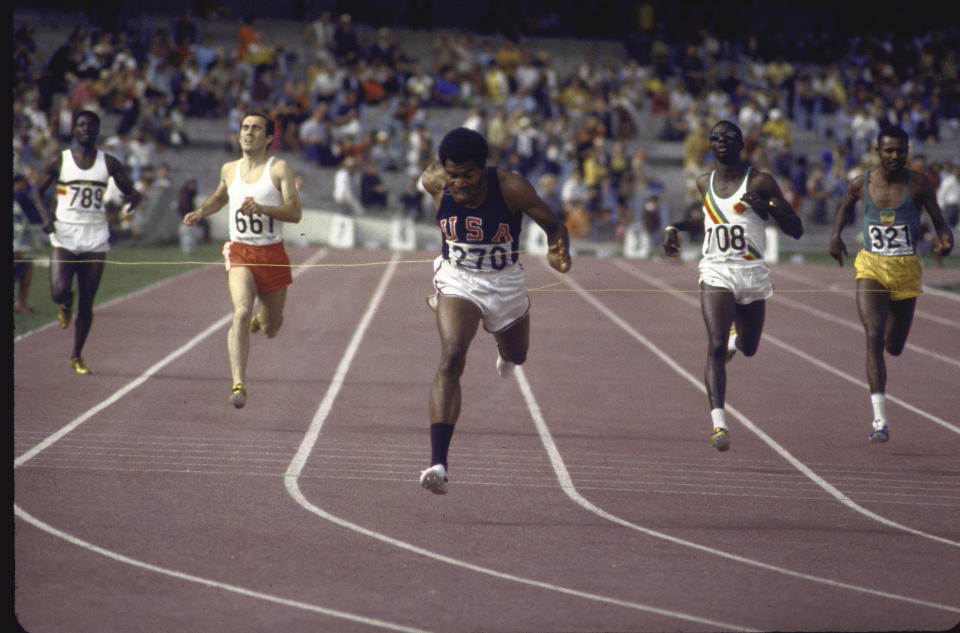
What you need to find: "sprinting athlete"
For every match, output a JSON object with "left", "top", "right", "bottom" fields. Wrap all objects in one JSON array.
[
  {"left": 419, "top": 126, "right": 571, "bottom": 494},
  {"left": 182, "top": 111, "right": 302, "bottom": 408},
  {"left": 829, "top": 124, "right": 953, "bottom": 442},
  {"left": 34, "top": 110, "right": 143, "bottom": 374},
  {"left": 664, "top": 120, "right": 803, "bottom": 451}
]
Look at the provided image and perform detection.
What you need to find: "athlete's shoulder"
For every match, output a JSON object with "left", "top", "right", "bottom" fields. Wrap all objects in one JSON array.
[
  {"left": 269, "top": 155, "right": 291, "bottom": 172},
  {"left": 907, "top": 168, "right": 935, "bottom": 193},
  {"left": 496, "top": 167, "right": 535, "bottom": 197},
  {"left": 221, "top": 159, "right": 240, "bottom": 181}
]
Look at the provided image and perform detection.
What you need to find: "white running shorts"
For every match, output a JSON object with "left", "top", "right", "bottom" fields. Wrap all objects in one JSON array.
[
  {"left": 698, "top": 259, "right": 773, "bottom": 304},
  {"left": 433, "top": 256, "right": 530, "bottom": 333},
  {"left": 49, "top": 221, "right": 111, "bottom": 253}
]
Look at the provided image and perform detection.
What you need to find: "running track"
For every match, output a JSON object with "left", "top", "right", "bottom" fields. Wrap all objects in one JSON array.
[{"left": 13, "top": 247, "right": 960, "bottom": 633}]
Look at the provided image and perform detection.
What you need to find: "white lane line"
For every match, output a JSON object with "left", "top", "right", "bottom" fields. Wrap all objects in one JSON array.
[
  {"left": 14, "top": 250, "right": 437, "bottom": 632},
  {"left": 773, "top": 266, "right": 960, "bottom": 327},
  {"left": 771, "top": 294, "right": 960, "bottom": 368},
  {"left": 570, "top": 260, "right": 960, "bottom": 547},
  {"left": 284, "top": 254, "right": 756, "bottom": 632},
  {"left": 15, "top": 249, "right": 330, "bottom": 467},
  {"left": 13, "top": 504, "right": 433, "bottom": 633},
  {"left": 922, "top": 284, "right": 960, "bottom": 303},
  {"left": 14, "top": 264, "right": 209, "bottom": 343},
  {"left": 513, "top": 365, "right": 960, "bottom": 613},
  {"left": 613, "top": 259, "right": 960, "bottom": 438}
]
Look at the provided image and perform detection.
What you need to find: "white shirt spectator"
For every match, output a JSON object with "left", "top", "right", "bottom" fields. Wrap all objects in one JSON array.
[{"left": 333, "top": 159, "right": 364, "bottom": 215}]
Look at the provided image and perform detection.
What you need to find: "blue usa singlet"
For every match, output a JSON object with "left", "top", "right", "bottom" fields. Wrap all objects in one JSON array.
[{"left": 436, "top": 167, "right": 522, "bottom": 272}]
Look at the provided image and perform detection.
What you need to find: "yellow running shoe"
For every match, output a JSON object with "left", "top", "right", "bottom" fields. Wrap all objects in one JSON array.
[
  {"left": 69, "top": 357, "right": 91, "bottom": 375},
  {"left": 230, "top": 383, "right": 247, "bottom": 408},
  {"left": 249, "top": 314, "right": 262, "bottom": 333},
  {"left": 58, "top": 304, "right": 72, "bottom": 329},
  {"left": 710, "top": 427, "right": 730, "bottom": 451}
]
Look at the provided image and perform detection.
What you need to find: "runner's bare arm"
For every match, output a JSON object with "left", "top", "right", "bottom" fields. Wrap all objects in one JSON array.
[
  {"left": 664, "top": 176, "right": 707, "bottom": 256},
  {"left": 183, "top": 162, "right": 231, "bottom": 226},
  {"left": 828, "top": 175, "right": 864, "bottom": 266},
  {"left": 33, "top": 153, "right": 61, "bottom": 232},
  {"left": 105, "top": 154, "right": 143, "bottom": 210},
  {"left": 420, "top": 162, "right": 446, "bottom": 200},
  {"left": 501, "top": 169, "right": 571, "bottom": 273},
  {"left": 743, "top": 171, "right": 803, "bottom": 239}
]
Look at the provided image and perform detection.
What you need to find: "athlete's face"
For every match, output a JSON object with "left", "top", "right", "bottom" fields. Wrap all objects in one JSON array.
[
  {"left": 239, "top": 116, "right": 272, "bottom": 153},
  {"left": 708, "top": 124, "right": 743, "bottom": 162},
  {"left": 876, "top": 136, "right": 908, "bottom": 173},
  {"left": 442, "top": 159, "right": 485, "bottom": 204},
  {"left": 72, "top": 114, "right": 100, "bottom": 146}
]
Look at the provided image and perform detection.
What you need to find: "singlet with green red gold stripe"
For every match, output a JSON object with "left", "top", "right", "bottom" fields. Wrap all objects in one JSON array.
[
  {"left": 701, "top": 167, "right": 766, "bottom": 262},
  {"left": 54, "top": 149, "right": 110, "bottom": 225},
  {"left": 861, "top": 170, "right": 922, "bottom": 256}
]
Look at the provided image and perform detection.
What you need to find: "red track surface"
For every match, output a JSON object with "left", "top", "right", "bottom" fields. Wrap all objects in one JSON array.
[{"left": 13, "top": 247, "right": 960, "bottom": 633}]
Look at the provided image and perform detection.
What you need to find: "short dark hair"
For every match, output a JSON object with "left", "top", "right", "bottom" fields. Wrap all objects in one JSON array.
[
  {"left": 710, "top": 119, "right": 743, "bottom": 141},
  {"left": 438, "top": 127, "right": 489, "bottom": 167},
  {"left": 72, "top": 109, "right": 101, "bottom": 130},
  {"left": 242, "top": 111, "right": 275, "bottom": 138},
  {"left": 878, "top": 124, "right": 908, "bottom": 145}
]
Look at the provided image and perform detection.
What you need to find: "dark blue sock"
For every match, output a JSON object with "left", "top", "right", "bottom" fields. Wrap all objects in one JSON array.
[{"left": 430, "top": 423, "right": 454, "bottom": 468}]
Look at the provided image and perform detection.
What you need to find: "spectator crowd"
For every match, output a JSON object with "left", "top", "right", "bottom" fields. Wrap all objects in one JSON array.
[{"left": 12, "top": 4, "right": 960, "bottom": 250}]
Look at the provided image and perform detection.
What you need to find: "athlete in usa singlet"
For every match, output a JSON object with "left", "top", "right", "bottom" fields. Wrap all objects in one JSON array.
[{"left": 436, "top": 166, "right": 523, "bottom": 273}]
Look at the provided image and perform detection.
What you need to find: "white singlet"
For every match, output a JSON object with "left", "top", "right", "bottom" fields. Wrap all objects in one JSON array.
[
  {"left": 227, "top": 156, "right": 284, "bottom": 245},
  {"left": 54, "top": 149, "right": 110, "bottom": 225},
  {"left": 700, "top": 167, "right": 767, "bottom": 263}
]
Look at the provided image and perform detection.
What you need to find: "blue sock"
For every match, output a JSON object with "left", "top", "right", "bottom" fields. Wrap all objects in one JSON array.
[{"left": 430, "top": 423, "right": 454, "bottom": 468}]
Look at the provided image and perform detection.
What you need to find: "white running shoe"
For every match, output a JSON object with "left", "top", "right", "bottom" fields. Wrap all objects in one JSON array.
[
  {"left": 419, "top": 464, "right": 448, "bottom": 494},
  {"left": 725, "top": 325, "right": 738, "bottom": 363},
  {"left": 869, "top": 419, "right": 889, "bottom": 443},
  {"left": 496, "top": 353, "right": 515, "bottom": 379}
]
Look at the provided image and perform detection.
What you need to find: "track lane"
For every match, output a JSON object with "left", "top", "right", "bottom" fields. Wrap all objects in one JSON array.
[{"left": 13, "top": 248, "right": 960, "bottom": 633}]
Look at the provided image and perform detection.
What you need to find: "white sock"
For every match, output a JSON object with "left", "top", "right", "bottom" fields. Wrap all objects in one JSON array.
[
  {"left": 870, "top": 393, "right": 886, "bottom": 425},
  {"left": 710, "top": 408, "right": 727, "bottom": 430},
  {"left": 727, "top": 329, "right": 738, "bottom": 353}
]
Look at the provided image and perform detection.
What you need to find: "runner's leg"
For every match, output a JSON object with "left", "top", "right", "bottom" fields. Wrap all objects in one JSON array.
[
  {"left": 733, "top": 299, "right": 766, "bottom": 357},
  {"left": 257, "top": 286, "right": 288, "bottom": 339},
  {"left": 856, "top": 278, "right": 890, "bottom": 394},
  {"left": 227, "top": 267, "right": 258, "bottom": 386},
  {"left": 700, "top": 283, "right": 737, "bottom": 410},
  {"left": 883, "top": 297, "right": 916, "bottom": 356},
  {"left": 493, "top": 313, "right": 530, "bottom": 365},
  {"left": 431, "top": 294, "right": 482, "bottom": 427},
  {"left": 49, "top": 247, "right": 76, "bottom": 308},
  {"left": 71, "top": 253, "right": 106, "bottom": 359}
]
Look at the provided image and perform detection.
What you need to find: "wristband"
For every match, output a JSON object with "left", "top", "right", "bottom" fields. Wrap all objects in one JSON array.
[{"left": 664, "top": 225, "right": 679, "bottom": 233}]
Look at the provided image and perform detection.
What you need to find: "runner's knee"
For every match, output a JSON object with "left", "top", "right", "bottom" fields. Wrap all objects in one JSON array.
[
  {"left": 233, "top": 303, "right": 255, "bottom": 326},
  {"left": 438, "top": 342, "right": 469, "bottom": 376},
  {"left": 263, "top": 315, "right": 283, "bottom": 338}
]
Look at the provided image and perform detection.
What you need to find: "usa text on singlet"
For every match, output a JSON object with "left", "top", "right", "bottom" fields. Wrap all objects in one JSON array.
[{"left": 436, "top": 166, "right": 523, "bottom": 272}]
